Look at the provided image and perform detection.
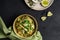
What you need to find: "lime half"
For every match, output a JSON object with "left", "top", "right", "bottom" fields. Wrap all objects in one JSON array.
[{"left": 41, "top": 0, "right": 49, "bottom": 7}]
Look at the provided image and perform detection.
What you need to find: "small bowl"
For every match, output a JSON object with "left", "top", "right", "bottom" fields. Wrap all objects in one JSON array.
[
  {"left": 24, "top": 0, "right": 54, "bottom": 10},
  {"left": 13, "top": 14, "right": 38, "bottom": 38}
]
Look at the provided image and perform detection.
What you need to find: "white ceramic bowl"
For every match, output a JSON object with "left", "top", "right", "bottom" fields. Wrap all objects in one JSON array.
[{"left": 24, "top": 0, "right": 54, "bottom": 10}]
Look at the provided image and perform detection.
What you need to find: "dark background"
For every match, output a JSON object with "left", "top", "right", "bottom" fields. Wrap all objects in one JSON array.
[{"left": 0, "top": 0, "right": 60, "bottom": 40}]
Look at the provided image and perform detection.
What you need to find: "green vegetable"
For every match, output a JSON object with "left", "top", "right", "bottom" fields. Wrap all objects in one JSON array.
[{"left": 30, "top": 26, "right": 33, "bottom": 30}]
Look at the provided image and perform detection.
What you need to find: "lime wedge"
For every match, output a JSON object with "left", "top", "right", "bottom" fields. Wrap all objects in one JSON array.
[
  {"left": 41, "top": 16, "right": 47, "bottom": 21},
  {"left": 47, "top": 11, "right": 53, "bottom": 16}
]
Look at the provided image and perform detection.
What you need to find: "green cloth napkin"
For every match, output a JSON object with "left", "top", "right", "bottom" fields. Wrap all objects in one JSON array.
[{"left": 0, "top": 17, "right": 42, "bottom": 40}]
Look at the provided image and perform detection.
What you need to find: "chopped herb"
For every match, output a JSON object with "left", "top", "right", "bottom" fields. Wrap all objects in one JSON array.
[{"left": 30, "top": 27, "right": 33, "bottom": 30}]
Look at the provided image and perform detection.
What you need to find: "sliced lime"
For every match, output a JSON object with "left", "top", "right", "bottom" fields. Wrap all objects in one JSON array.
[
  {"left": 41, "top": 16, "right": 47, "bottom": 21},
  {"left": 47, "top": 11, "right": 53, "bottom": 16},
  {"left": 41, "top": 0, "right": 49, "bottom": 7}
]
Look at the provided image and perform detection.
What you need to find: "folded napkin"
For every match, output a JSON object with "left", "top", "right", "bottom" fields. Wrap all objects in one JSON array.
[{"left": 0, "top": 17, "right": 42, "bottom": 40}]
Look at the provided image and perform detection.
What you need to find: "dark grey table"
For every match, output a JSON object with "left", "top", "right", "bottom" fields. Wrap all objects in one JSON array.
[{"left": 0, "top": 0, "right": 60, "bottom": 40}]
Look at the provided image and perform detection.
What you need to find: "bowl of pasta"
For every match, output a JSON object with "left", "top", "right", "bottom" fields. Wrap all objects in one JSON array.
[{"left": 13, "top": 14, "right": 38, "bottom": 38}]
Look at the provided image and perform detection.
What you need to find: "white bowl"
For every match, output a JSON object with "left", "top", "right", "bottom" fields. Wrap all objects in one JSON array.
[{"left": 24, "top": 0, "right": 54, "bottom": 10}]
